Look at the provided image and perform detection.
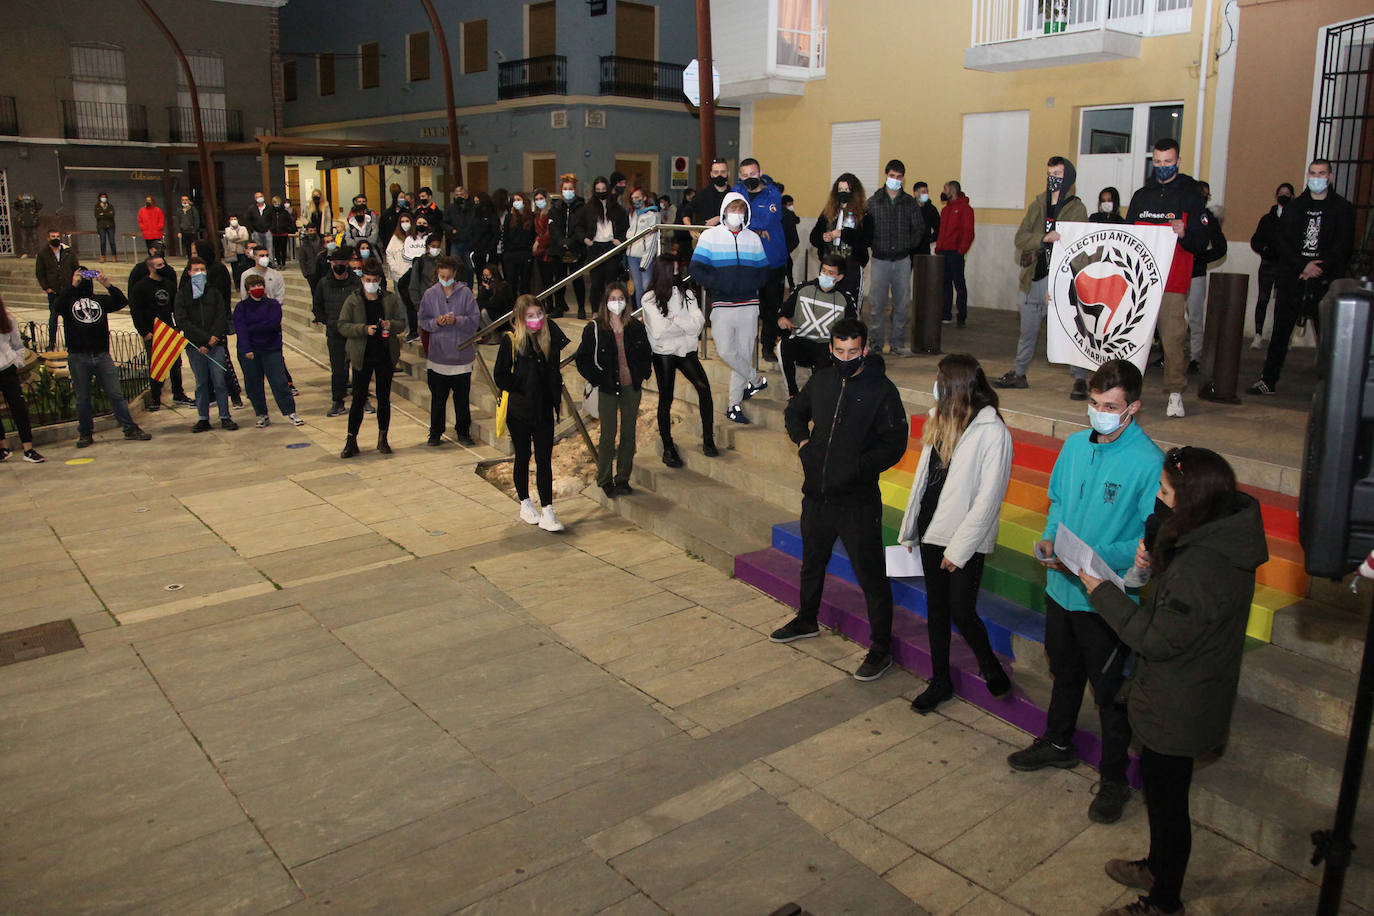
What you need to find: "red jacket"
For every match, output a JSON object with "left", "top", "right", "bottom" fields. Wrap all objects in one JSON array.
[
  {"left": 137, "top": 205, "right": 166, "bottom": 240},
  {"left": 935, "top": 194, "right": 975, "bottom": 255}
]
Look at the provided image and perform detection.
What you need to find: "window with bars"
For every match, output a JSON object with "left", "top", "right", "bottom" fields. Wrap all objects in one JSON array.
[
  {"left": 318, "top": 52, "right": 336, "bottom": 96},
  {"left": 360, "top": 42, "right": 380, "bottom": 89},
  {"left": 1313, "top": 15, "right": 1373, "bottom": 271},
  {"left": 69, "top": 43, "right": 132, "bottom": 140},
  {"left": 175, "top": 52, "right": 228, "bottom": 141},
  {"left": 408, "top": 32, "right": 430, "bottom": 82}
]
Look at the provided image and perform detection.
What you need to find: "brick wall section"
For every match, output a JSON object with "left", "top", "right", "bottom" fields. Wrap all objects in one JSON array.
[{"left": 269, "top": 9, "right": 282, "bottom": 135}]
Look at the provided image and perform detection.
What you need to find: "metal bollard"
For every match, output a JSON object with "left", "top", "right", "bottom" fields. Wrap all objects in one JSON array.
[
  {"left": 1198, "top": 271, "right": 1249, "bottom": 404},
  {"left": 911, "top": 254, "right": 944, "bottom": 354}
]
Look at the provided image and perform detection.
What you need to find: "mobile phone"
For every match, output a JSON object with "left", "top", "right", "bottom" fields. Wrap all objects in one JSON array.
[{"left": 80, "top": 269, "right": 100, "bottom": 279}]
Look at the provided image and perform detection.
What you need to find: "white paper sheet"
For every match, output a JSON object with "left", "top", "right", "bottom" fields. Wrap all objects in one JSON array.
[
  {"left": 885, "top": 544, "right": 924, "bottom": 579},
  {"left": 1053, "top": 523, "right": 1125, "bottom": 590}
]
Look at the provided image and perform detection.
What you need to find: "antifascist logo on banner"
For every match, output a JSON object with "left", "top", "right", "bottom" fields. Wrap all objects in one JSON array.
[{"left": 1047, "top": 223, "right": 1177, "bottom": 375}]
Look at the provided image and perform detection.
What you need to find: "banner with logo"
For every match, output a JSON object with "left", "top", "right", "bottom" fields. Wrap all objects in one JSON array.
[{"left": 1046, "top": 222, "right": 1178, "bottom": 375}]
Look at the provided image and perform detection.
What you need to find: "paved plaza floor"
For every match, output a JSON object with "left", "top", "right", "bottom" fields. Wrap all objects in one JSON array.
[{"left": 0, "top": 338, "right": 1345, "bottom": 914}]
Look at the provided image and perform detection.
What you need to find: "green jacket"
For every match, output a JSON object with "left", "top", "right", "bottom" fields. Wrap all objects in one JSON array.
[
  {"left": 95, "top": 201, "right": 116, "bottom": 230},
  {"left": 1089, "top": 496, "right": 1268, "bottom": 758},
  {"left": 177, "top": 205, "right": 201, "bottom": 234},
  {"left": 337, "top": 289, "right": 405, "bottom": 367},
  {"left": 1015, "top": 190, "right": 1087, "bottom": 292}
]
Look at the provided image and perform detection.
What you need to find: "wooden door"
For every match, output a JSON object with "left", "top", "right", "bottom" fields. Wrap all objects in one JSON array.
[
  {"left": 529, "top": 1, "right": 556, "bottom": 57},
  {"left": 531, "top": 156, "right": 557, "bottom": 193},
  {"left": 466, "top": 160, "right": 489, "bottom": 195},
  {"left": 616, "top": 1, "right": 655, "bottom": 58},
  {"left": 286, "top": 166, "right": 300, "bottom": 205},
  {"left": 614, "top": 157, "right": 654, "bottom": 194}
]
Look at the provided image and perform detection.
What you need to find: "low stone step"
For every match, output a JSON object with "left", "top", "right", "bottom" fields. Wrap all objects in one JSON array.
[
  {"left": 1223, "top": 694, "right": 1374, "bottom": 808},
  {"left": 651, "top": 437, "right": 803, "bottom": 519},
  {"left": 590, "top": 482, "right": 762, "bottom": 575},
  {"left": 1269, "top": 598, "right": 1369, "bottom": 675},
  {"left": 628, "top": 461, "right": 790, "bottom": 543},
  {"left": 1237, "top": 642, "right": 1364, "bottom": 744}
]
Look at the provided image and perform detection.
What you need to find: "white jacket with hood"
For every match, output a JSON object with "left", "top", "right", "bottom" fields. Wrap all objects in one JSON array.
[{"left": 640, "top": 285, "right": 705, "bottom": 357}]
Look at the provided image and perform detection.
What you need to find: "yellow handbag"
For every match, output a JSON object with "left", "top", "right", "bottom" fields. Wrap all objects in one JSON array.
[{"left": 494, "top": 333, "right": 512, "bottom": 437}]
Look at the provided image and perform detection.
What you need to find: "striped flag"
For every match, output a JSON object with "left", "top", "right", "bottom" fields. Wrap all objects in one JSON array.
[{"left": 148, "top": 318, "right": 188, "bottom": 382}]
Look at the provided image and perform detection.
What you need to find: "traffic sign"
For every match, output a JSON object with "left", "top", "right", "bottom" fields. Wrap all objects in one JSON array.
[{"left": 682, "top": 59, "right": 721, "bottom": 108}]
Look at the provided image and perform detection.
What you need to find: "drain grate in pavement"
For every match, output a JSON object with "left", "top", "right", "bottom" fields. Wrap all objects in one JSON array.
[{"left": 0, "top": 620, "right": 85, "bottom": 667}]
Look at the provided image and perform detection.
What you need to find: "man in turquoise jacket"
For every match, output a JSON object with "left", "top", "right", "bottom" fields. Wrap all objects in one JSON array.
[{"left": 1006, "top": 359, "right": 1163, "bottom": 825}]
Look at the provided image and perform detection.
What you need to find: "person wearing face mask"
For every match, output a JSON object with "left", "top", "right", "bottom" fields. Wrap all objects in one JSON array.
[
  {"left": 911, "top": 182, "right": 941, "bottom": 255},
  {"left": 245, "top": 191, "right": 272, "bottom": 254},
  {"left": 934, "top": 181, "right": 976, "bottom": 326},
  {"left": 1247, "top": 183, "right": 1294, "bottom": 349},
  {"left": 1079, "top": 447, "right": 1265, "bottom": 916},
  {"left": 1006, "top": 359, "right": 1163, "bottom": 827},
  {"left": 240, "top": 242, "right": 285, "bottom": 303},
  {"left": 470, "top": 192, "right": 501, "bottom": 276},
  {"left": 312, "top": 246, "right": 363, "bottom": 415},
  {"left": 640, "top": 254, "right": 716, "bottom": 464},
  {"left": 175, "top": 256, "right": 238, "bottom": 433},
  {"left": 994, "top": 156, "right": 1090, "bottom": 399},
  {"left": 777, "top": 255, "right": 857, "bottom": 398},
  {"left": 35, "top": 229, "right": 78, "bottom": 349},
  {"left": 531, "top": 189, "right": 554, "bottom": 295},
  {"left": 268, "top": 195, "right": 294, "bottom": 266},
  {"left": 867, "top": 160, "right": 928, "bottom": 356},
  {"left": 338, "top": 260, "right": 406, "bottom": 458},
  {"left": 656, "top": 195, "right": 676, "bottom": 226},
  {"left": 547, "top": 175, "right": 587, "bottom": 318},
  {"left": 223, "top": 214, "right": 251, "bottom": 285},
  {"left": 501, "top": 192, "right": 537, "bottom": 297},
  {"left": 779, "top": 194, "right": 801, "bottom": 294},
  {"left": 386, "top": 213, "right": 420, "bottom": 339},
  {"left": 1184, "top": 181, "right": 1228, "bottom": 376},
  {"left": 138, "top": 196, "right": 167, "bottom": 252},
  {"left": 809, "top": 173, "right": 872, "bottom": 304},
  {"left": 574, "top": 177, "right": 630, "bottom": 315},
  {"left": 411, "top": 186, "right": 443, "bottom": 234},
  {"left": 233, "top": 274, "right": 302, "bottom": 428},
  {"left": 445, "top": 186, "right": 474, "bottom": 268},
  {"left": 495, "top": 295, "right": 571, "bottom": 532},
  {"left": 56, "top": 267, "right": 153, "bottom": 447},
  {"left": 13, "top": 192, "right": 43, "bottom": 259},
  {"left": 475, "top": 266, "right": 515, "bottom": 328},
  {"left": 576, "top": 284, "right": 653, "bottom": 499},
  {"left": 1126, "top": 138, "right": 1209, "bottom": 418},
  {"left": 1249, "top": 159, "right": 1356, "bottom": 396},
  {"left": 1090, "top": 187, "right": 1126, "bottom": 225},
  {"left": 199, "top": 239, "right": 251, "bottom": 407},
  {"left": 94, "top": 193, "right": 117, "bottom": 263},
  {"left": 690, "top": 194, "right": 772, "bottom": 423},
  {"left": 684, "top": 159, "right": 731, "bottom": 230},
  {"left": 733, "top": 158, "right": 788, "bottom": 359},
  {"left": 418, "top": 256, "right": 481, "bottom": 447},
  {"left": 408, "top": 234, "right": 447, "bottom": 340},
  {"left": 379, "top": 183, "right": 407, "bottom": 245},
  {"left": 776, "top": 318, "right": 908, "bottom": 682},
  {"left": 625, "top": 187, "right": 661, "bottom": 309},
  {"left": 345, "top": 195, "right": 380, "bottom": 252},
  {"left": 898, "top": 354, "right": 1014, "bottom": 713},
  {"left": 130, "top": 251, "right": 193, "bottom": 410},
  {"left": 176, "top": 195, "right": 202, "bottom": 259},
  {"left": 308, "top": 232, "right": 344, "bottom": 291}
]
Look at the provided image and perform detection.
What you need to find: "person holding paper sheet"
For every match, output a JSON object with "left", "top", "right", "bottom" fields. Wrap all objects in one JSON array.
[
  {"left": 1076, "top": 447, "right": 1266, "bottom": 916},
  {"left": 897, "top": 355, "right": 1014, "bottom": 714},
  {"left": 1006, "top": 359, "right": 1163, "bottom": 825}
]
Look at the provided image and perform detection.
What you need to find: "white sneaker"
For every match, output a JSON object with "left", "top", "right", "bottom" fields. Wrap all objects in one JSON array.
[
  {"left": 255, "top": 415, "right": 270, "bottom": 428},
  {"left": 1250, "top": 335, "right": 1265, "bottom": 350},
  {"left": 289, "top": 413, "right": 305, "bottom": 426},
  {"left": 538, "top": 505, "right": 565, "bottom": 532},
  {"left": 519, "top": 498, "right": 541, "bottom": 525},
  {"left": 1166, "top": 393, "right": 1186, "bottom": 418}
]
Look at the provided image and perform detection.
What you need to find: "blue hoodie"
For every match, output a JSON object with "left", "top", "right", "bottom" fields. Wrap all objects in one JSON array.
[
  {"left": 1042, "top": 420, "right": 1164, "bottom": 613},
  {"left": 732, "top": 174, "right": 786, "bottom": 268},
  {"left": 689, "top": 191, "right": 772, "bottom": 306}
]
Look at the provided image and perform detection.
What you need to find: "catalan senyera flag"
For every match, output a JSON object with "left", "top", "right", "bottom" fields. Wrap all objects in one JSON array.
[{"left": 148, "top": 318, "right": 189, "bottom": 383}]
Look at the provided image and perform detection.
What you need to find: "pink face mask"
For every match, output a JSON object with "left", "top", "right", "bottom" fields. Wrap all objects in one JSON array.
[{"left": 525, "top": 317, "right": 545, "bottom": 331}]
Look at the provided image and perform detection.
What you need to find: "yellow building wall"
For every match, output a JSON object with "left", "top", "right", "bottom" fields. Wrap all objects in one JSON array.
[{"left": 751, "top": 1, "right": 1226, "bottom": 228}]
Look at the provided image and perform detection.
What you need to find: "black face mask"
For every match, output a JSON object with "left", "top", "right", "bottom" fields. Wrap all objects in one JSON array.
[
  {"left": 1277, "top": 195, "right": 1292, "bottom": 205},
  {"left": 832, "top": 353, "right": 863, "bottom": 378},
  {"left": 353, "top": 205, "right": 367, "bottom": 214},
  {"left": 49, "top": 239, "right": 61, "bottom": 248},
  {"left": 595, "top": 190, "right": 609, "bottom": 200},
  {"left": 939, "top": 192, "right": 950, "bottom": 202},
  {"left": 837, "top": 190, "right": 851, "bottom": 203},
  {"left": 419, "top": 198, "right": 429, "bottom": 206},
  {"left": 744, "top": 177, "right": 762, "bottom": 192},
  {"left": 331, "top": 264, "right": 348, "bottom": 276},
  {"left": 1047, "top": 175, "right": 1064, "bottom": 193},
  {"left": 711, "top": 176, "right": 728, "bottom": 189}
]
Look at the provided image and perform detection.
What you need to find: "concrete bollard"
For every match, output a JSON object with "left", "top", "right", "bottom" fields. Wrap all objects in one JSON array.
[
  {"left": 911, "top": 254, "right": 944, "bottom": 354},
  {"left": 1198, "top": 271, "right": 1249, "bottom": 404}
]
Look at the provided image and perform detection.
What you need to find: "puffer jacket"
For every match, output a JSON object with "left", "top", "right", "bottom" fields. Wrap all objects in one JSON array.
[
  {"left": 173, "top": 284, "right": 230, "bottom": 348},
  {"left": 640, "top": 286, "right": 704, "bottom": 357},
  {"left": 494, "top": 321, "right": 571, "bottom": 424},
  {"left": 576, "top": 318, "right": 653, "bottom": 395}
]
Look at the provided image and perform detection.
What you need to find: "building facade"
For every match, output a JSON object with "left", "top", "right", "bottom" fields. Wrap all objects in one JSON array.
[
  {"left": 0, "top": 0, "right": 281, "bottom": 258},
  {"left": 278, "top": 0, "right": 739, "bottom": 210}
]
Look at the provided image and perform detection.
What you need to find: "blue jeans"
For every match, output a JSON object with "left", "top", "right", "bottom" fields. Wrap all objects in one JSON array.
[
  {"left": 67, "top": 351, "right": 135, "bottom": 435},
  {"left": 98, "top": 227, "right": 117, "bottom": 256},
  {"left": 938, "top": 250, "right": 968, "bottom": 321},
  {"left": 629, "top": 258, "right": 654, "bottom": 309},
  {"left": 188, "top": 344, "right": 231, "bottom": 420},
  {"left": 239, "top": 348, "right": 295, "bottom": 417}
]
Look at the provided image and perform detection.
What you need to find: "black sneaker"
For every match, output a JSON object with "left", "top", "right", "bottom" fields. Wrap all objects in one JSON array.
[
  {"left": 1089, "top": 780, "right": 1131, "bottom": 824},
  {"left": 661, "top": 441, "right": 684, "bottom": 468},
  {"left": 1247, "top": 379, "right": 1276, "bottom": 396},
  {"left": 769, "top": 619, "right": 819, "bottom": 643},
  {"left": 230, "top": 396, "right": 244, "bottom": 409},
  {"left": 77, "top": 433, "right": 94, "bottom": 448},
  {"left": 191, "top": 419, "right": 212, "bottom": 433},
  {"left": 455, "top": 433, "right": 475, "bottom": 447},
  {"left": 613, "top": 481, "right": 634, "bottom": 495},
  {"left": 219, "top": 417, "right": 239, "bottom": 431},
  {"left": 340, "top": 436, "right": 360, "bottom": 459},
  {"left": 854, "top": 650, "right": 892, "bottom": 682},
  {"left": 426, "top": 435, "right": 443, "bottom": 447},
  {"left": 1070, "top": 379, "right": 1088, "bottom": 401},
  {"left": 983, "top": 663, "right": 1012, "bottom": 698},
  {"left": 364, "top": 402, "right": 376, "bottom": 415},
  {"left": 1007, "top": 737, "right": 1077, "bottom": 771},
  {"left": 173, "top": 394, "right": 196, "bottom": 406},
  {"left": 327, "top": 401, "right": 348, "bottom": 417},
  {"left": 23, "top": 448, "right": 46, "bottom": 464},
  {"left": 702, "top": 441, "right": 719, "bottom": 458},
  {"left": 124, "top": 425, "right": 152, "bottom": 441},
  {"left": 992, "top": 372, "right": 1028, "bottom": 390},
  {"left": 911, "top": 675, "right": 953, "bottom": 714},
  {"left": 146, "top": 402, "right": 162, "bottom": 412},
  {"left": 601, "top": 483, "right": 619, "bottom": 499}
]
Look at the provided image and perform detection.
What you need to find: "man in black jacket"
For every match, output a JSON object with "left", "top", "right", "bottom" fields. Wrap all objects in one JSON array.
[
  {"left": 56, "top": 268, "right": 153, "bottom": 447},
  {"left": 129, "top": 251, "right": 192, "bottom": 409},
  {"left": 312, "top": 246, "right": 363, "bottom": 415},
  {"left": 912, "top": 182, "right": 941, "bottom": 255},
  {"left": 776, "top": 318, "right": 909, "bottom": 681},
  {"left": 1248, "top": 183, "right": 1293, "bottom": 348},
  {"left": 175, "top": 257, "right": 238, "bottom": 432},
  {"left": 1249, "top": 159, "right": 1356, "bottom": 395}
]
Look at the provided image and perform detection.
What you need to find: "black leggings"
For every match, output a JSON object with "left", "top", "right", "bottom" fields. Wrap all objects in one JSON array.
[
  {"left": 918, "top": 545, "right": 1000, "bottom": 679},
  {"left": 507, "top": 412, "right": 554, "bottom": 506},
  {"left": 0, "top": 365, "right": 34, "bottom": 444},
  {"left": 549, "top": 258, "right": 587, "bottom": 315},
  {"left": 1142, "top": 745, "right": 1194, "bottom": 912},
  {"left": 347, "top": 362, "right": 393, "bottom": 436},
  {"left": 651, "top": 353, "right": 713, "bottom": 446}
]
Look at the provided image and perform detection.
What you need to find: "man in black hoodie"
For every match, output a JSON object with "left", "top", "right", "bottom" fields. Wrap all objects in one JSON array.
[
  {"left": 56, "top": 267, "right": 153, "bottom": 447},
  {"left": 129, "top": 251, "right": 193, "bottom": 409},
  {"left": 776, "top": 318, "right": 910, "bottom": 682},
  {"left": 1248, "top": 159, "right": 1356, "bottom": 395},
  {"left": 312, "top": 246, "right": 363, "bottom": 415}
]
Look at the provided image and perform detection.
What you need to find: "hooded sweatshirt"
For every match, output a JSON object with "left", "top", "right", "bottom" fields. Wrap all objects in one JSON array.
[
  {"left": 731, "top": 174, "right": 786, "bottom": 268},
  {"left": 688, "top": 191, "right": 771, "bottom": 307},
  {"left": 935, "top": 192, "right": 975, "bottom": 255},
  {"left": 232, "top": 295, "right": 285, "bottom": 354},
  {"left": 1015, "top": 159, "right": 1088, "bottom": 292},
  {"left": 56, "top": 279, "right": 128, "bottom": 353},
  {"left": 1090, "top": 495, "right": 1268, "bottom": 757},
  {"left": 418, "top": 279, "right": 481, "bottom": 370}
]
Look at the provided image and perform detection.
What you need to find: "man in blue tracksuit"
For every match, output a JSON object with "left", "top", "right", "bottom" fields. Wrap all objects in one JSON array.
[
  {"left": 733, "top": 158, "right": 787, "bottom": 359},
  {"left": 1006, "top": 359, "right": 1163, "bottom": 825}
]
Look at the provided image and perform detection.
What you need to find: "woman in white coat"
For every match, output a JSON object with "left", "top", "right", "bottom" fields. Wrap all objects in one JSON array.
[
  {"left": 640, "top": 255, "right": 716, "bottom": 466},
  {"left": 899, "top": 354, "right": 1014, "bottom": 713},
  {"left": 626, "top": 187, "right": 661, "bottom": 307}
]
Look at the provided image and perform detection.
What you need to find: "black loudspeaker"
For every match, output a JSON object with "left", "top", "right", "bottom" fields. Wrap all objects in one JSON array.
[{"left": 1299, "top": 285, "right": 1374, "bottom": 579}]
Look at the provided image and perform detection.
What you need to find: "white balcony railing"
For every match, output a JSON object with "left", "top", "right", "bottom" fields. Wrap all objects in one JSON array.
[{"left": 972, "top": 0, "right": 1192, "bottom": 47}]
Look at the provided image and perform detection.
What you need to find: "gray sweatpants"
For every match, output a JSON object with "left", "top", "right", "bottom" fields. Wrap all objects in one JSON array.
[
  {"left": 868, "top": 256, "right": 912, "bottom": 351},
  {"left": 1186, "top": 274, "right": 1206, "bottom": 359},
  {"left": 710, "top": 304, "right": 762, "bottom": 407},
  {"left": 1014, "top": 276, "right": 1087, "bottom": 381}
]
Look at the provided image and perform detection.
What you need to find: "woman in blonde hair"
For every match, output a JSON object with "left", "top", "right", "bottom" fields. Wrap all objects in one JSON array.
[
  {"left": 494, "top": 294, "right": 570, "bottom": 531},
  {"left": 898, "top": 353, "right": 1014, "bottom": 713}
]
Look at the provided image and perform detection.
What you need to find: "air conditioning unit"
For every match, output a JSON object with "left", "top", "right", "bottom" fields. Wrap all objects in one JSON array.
[
  {"left": 585, "top": 109, "right": 606, "bottom": 129},
  {"left": 550, "top": 110, "right": 568, "bottom": 130}
]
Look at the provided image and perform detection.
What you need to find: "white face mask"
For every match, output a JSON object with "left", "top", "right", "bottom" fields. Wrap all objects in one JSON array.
[
  {"left": 363, "top": 281, "right": 380, "bottom": 294},
  {"left": 606, "top": 299, "right": 626, "bottom": 316},
  {"left": 257, "top": 255, "right": 270, "bottom": 267},
  {"left": 428, "top": 247, "right": 441, "bottom": 257},
  {"left": 256, "top": 197, "right": 265, "bottom": 205},
  {"left": 439, "top": 276, "right": 455, "bottom": 288},
  {"left": 562, "top": 189, "right": 575, "bottom": 201},
  {"left": 400, "top": 221, "right": 411, "bottom": 232},
  {"left": 1100, "top": 201, "right": 1114, "bottom": 214},
  {"left": 1308, "top": 176, "right": 1329, "bottom": 194},
  {"left": 535, "top": 198, "right": 547, "bottom": 210},
  {"left": 886, "top": 177, "right": 902, "bottom": 191},
  {"left": 513, "top": 200, "right": 525, "bottom": 211},
  {"left": 358, "top": 248, "right": 371, "bottom": 259},
  {"left": 229, "top": 219, "right": 238, "bottom": 227},
  {"left": 1088, "top": 406, "right": 1127, "bottom": 436},
  {"left": 724, "top": 211, "right": 745, "bottom": 229},
  {"left": 918, "top": 193, "right": 930, "bottom": 204}
]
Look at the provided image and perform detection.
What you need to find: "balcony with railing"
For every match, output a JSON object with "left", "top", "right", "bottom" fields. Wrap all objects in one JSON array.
[
  {"left": 168, "top": 106, "right": 244, "bottom": 143},
  {"left": 497, "top": 56, "right": 567, "bottom": 100},
  {"left": 967, "top": 0, "right": 1193, "bottom": 71},
  {"left": 60, "top": 99, "right": 149, "bottom": 142},
  {"left": 599, "top": 57, "right": 685, "bottom": 102},
  {"left": 0, "top": 96, "right": 17, "bottom": 136}
]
